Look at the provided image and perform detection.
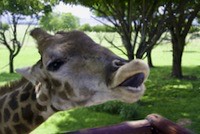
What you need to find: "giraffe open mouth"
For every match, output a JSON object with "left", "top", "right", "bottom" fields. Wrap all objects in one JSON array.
[
  {"left": 118, "top": 73, "right": 145, "bottom": 93},
  {"left": 119, "top": 73, "right": 145, "bottom": 88},
  {"left": 110, "top": 59, "right": 149, "bottom": 94}
]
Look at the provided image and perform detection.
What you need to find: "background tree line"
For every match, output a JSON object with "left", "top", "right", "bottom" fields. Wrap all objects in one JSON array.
[
  {"left": 1, "top": 0, "right": 200, "bottom": 79},
  {"left": 39, "top": 12, "right": 115, "bottom": 32}
]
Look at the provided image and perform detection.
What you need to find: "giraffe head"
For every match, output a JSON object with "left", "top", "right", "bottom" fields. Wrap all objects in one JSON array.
[{"left": 17, "top": 28, "right": 149, "bottom": 110}]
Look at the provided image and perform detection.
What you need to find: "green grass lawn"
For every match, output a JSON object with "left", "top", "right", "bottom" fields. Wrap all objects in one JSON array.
[
  {"left": 139, "top": 66, "right": 200, "bottom": 133},
  {"left": 0, "top": 29, "right": 200, "bottom": 133},
  {"left": 32, "top": 108, "right": 124, "bottom": 134}
]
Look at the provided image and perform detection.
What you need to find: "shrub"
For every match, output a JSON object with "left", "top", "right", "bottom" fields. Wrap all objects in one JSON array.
[
  {"left": 79, "top": 23, "right": 92, "bottom": 32},
  {"left": 40, "top": 12, "right": 80, "bottom": 32},
  {"left": 88, "top": 101, "right": 138, "bottom": 120},
  {"left": 92, "top": 25, "right": 115, "bottom": 32},
  {"left": 0, "top": 23, "right": 9, "bottom": 31}
]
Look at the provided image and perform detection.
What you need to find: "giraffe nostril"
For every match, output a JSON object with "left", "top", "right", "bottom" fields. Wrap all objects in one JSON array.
[{"left": 112, "top": 59, "right": 127, "bottom": 69}]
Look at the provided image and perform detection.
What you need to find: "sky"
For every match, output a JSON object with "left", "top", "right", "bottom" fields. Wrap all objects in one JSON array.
[
  {"left": 53, "top": 2, "right": 92, "bottom": 19},
  {"left": 53, "top": 2, "right": 102, "bottom": 26}
]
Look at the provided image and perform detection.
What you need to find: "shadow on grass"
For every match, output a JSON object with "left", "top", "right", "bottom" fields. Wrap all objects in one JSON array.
[
  {"left": 58, "top": 108, "right": 124, "bottom": 132},
  {"left": 32, "top": 108, "right": 124, "bottom": 134}
]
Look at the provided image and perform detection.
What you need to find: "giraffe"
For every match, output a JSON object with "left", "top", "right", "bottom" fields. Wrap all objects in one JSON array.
[{"left": 0, "top": 28, "right": 149, "bottom": 134}]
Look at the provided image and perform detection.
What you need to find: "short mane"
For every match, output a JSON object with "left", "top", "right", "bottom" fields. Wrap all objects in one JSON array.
[{"left": 0, "top": 78, "right": 28, "bottom": 96}]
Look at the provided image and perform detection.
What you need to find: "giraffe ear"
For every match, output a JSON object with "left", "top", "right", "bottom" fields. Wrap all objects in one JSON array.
[{"left": 16, "top": 67, "right": 37, "bottom": 85}]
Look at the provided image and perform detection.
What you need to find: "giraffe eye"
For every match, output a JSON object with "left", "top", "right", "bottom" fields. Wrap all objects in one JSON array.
[{"left": 47, "top": 60, "right": 64, "bottom": 71}]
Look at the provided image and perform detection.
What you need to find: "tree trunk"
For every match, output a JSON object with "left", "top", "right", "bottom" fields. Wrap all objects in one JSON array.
[
  {"left": 121, "top": 38, "right": 134, "bottom": 60},
  {"left": 126, "top": 47, "right": 134, "bottom": 60},
  {"left": 147, "top": 50, "right": 154, "bottom": 68},
  {"left": 135, "top": 46, "right": 144, "bottom": 59},
  {"left": 171, "top": 36, "right": 184, "bottom": 78},
  {"left": 9, "top": 53, "right": 14, "bottom": 73}
]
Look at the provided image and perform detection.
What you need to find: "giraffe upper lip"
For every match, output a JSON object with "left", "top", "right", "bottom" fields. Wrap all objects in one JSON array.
[{"left": 119, "top": 73, "right": 145, "bottom": 88}]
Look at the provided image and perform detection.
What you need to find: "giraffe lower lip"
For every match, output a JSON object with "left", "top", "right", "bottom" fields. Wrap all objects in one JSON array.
[{"left": 125, "top": 86, "right": 142, "bottom": 93}]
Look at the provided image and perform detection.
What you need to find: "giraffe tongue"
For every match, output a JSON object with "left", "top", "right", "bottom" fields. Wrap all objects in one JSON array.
[{"left": 119, "top": 73, "right": 145, "bottom": 88}]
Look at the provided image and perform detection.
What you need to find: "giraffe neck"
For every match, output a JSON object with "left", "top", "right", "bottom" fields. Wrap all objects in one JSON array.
[{"left": 0, "top": 78, "right": 58, "bottom": 134}]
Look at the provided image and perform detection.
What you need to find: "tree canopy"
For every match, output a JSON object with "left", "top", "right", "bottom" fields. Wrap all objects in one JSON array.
[
  {"left": 0, "top": 0, "right": 57, "bottom": 15},
  {"left": 40, "top": 12, "right": 80, "bottom": 32}
]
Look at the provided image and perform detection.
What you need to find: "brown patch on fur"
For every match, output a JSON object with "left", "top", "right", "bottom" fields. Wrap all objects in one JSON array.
[
  {"left": 35, "top": 115, "right": 44, "bottom": 125},
  {"left": 38, "top": 93, "right": 48, "bottom": 102},
  {"left": 31, "top": 87, "right": 37, "bottom": 101},
  {"left": 36, "top": 103, "right": 47, "bottom": 111},
  {"left": 4, "top": 127, "right": 12, "bottom": 134},
  {"left": 64, "top": 82, "right": 75, "bottom": 97},
  {"left": 21, "top": 104, "right": 34, "bottom": 124},
  {"left": 58, "top": 91, "right": 69, "bottom": 100},
  {"left": 20, "top": 91, "right": 30, "bottom": 102},
  {"left": 14, "top": 124, "right": 30, "bottom": 134},
  {"left": 12, "top": 113, "right": 19, "bottom": 123},
  {"left": 0, "top": 95, "right": 6, "bottom": 109},
  {"left": 43, "top": 78, "right": 52, "bottom": 91},
  {"left": 4, "top": 108, "right": 10, "bottom": 122},
  {"left": 51, "top": 78, "right": 62, "bottom": 87},
  {"left": 0, "top": 112, "right": 2, "bottom": 123},
  {"left": 8, "top": 91, "right": 19, "bottom": 110}
]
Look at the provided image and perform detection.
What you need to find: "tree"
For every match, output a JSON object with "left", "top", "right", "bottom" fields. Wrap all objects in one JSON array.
[
  {"left": 134, "top": 1, "right": 168, "bottom": 67},
  {"left": 92, "top": 25, "right": 115, "bottom": 32},
  {"left": 0, "top": 0, "right": 57, "bottom": 73},
  {"left": 40, "top": 12, "right": 80, "bottom": 32},
  {"left": 62, "top": 0, "right": 167, "bottom": 67},
  {"left": 79, "top": 23, "right": 92, "bottom": 32},
  {"left": 62, "top": 13, "right": 80, "bottom": 30},
  {"left": 165, "top": 0, "right": 200, "bottom": 78},
  {"left": 63, "top": 0, "right": 200, "bottom": 78}
]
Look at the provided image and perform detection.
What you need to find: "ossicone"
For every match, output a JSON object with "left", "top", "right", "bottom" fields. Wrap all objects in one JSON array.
[
  {"left": 30, "top": 28, "right": 52, "bottom": 42},
  {"left": 30, "top": 28, "right": 53, "bottom": 54}
]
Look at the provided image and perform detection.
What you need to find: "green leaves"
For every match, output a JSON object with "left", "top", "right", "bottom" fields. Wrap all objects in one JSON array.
[
  {"left": 40, "top": 12, "right": 80, "bottom": 32},
  {"left": 0, "top": 23, "right": 9, "bottom": 32},
  {"left": 0, "top": 0, "right": 57, "bottom": 16}
]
